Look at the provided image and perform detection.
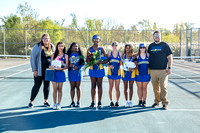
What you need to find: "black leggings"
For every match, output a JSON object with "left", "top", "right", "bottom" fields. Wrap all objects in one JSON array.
[{"left": 30, "top": 74, "right": 50, "bottom": 101}]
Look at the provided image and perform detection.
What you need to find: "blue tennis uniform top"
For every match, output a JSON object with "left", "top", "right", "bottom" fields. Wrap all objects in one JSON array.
[
  {"left": 135, "top": 54, "right": 150, "bottom": 82},
  {"left": 107, "top": 52, "right": 121, "bottom": 79},
  {"left": 122, "top": 54, "right": 136, "bottom": 81},
  {"left": 53, "top": 54, "right": 66, "bottom": 82},
  {"left": 68, "top": 52, "right": 83, "bottom": 81},
  {"left": 89, "top": 47, "right": 105, "bottom": 78}
]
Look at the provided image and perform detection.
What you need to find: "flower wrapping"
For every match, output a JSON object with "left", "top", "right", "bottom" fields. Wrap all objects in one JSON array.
[{"left": 84, "top": 50, "right": 101, "bottom": 71}]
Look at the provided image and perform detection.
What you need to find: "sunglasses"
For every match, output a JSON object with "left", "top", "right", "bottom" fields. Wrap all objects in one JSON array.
[
  {"left": 154, "top": 34, "right": 161, "bottom": 37},
  {"left": 140, "top": 47, "right": 146, "bottom": 49}
]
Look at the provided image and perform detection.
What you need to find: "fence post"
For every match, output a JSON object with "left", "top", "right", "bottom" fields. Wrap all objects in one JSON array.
[
  {"left": 3, "top": 28, "right": 5, "bottom": 57},
  {"left": 190, "top": 28, "right": 192, "bottom": 56},
  {"left": 180, "top": 30, "right": 182, "bottom": 56},
  {"left": 143, "top": 30, "right": 144, "bottom": 42},
  {"left": 66, "top": 29, "right": 67, "bottom": 49},
  {"left": 87, "top": 29, "right": 88, "bottom": 49},
  {"left": 25, "top": 29, "right": 27, "bottom": 58},
  {"left": 106, "top": 30, "right": 108, "bottom": 45},
  {"left": 124, "top": 30, "right": 126, "bottom": 44},
  {"left": 198, "top": 28, "right": 200, "bottom": 56},
  {"left": 186, "top": 29, "right": 188, "bottom": 56}
]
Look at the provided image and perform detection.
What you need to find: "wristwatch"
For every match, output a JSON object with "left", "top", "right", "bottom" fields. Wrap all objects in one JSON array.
[{"left": 168, "top": 67, "right": 171, "bottom": 69}]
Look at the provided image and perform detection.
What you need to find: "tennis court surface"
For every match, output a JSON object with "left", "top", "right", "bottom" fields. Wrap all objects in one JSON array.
[{"left": 0, "top": 59, "right": 200, "bottom": 133}]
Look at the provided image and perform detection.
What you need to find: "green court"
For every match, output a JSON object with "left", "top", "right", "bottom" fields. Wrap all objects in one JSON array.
[{"left": 0, "top": 59, "right": 200, "bottom": 133}]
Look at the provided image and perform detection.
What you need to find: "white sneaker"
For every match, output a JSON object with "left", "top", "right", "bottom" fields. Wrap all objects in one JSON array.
[
  {"left": 129, "top": 101, "right": 133, "bottom": 107},
  {"left": 125, "top": 101, "right": 129, "bottom": 107},
  {"left": 57, "top": 104, "right": 61, "bottom": 110},
  {"left": 53, "top": 104, "right": 57, "bottom": 110}
]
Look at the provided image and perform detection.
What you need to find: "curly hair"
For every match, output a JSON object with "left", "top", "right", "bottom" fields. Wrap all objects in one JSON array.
[
  {"left": 123, "top": 44, "right": 134, "bottom": 55},
  {"left": 67, "top": 42, "right": 85, "bottom": 70}
]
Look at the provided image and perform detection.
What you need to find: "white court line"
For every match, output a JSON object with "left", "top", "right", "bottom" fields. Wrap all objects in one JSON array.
[
  {"left": 172, "top": 66, "right": 200, "bottom": 85},
  {"left": 168, "top": 109, "right": 200, "bottom": 111},
  {"left": 0, "top": 68, "right": 31, "bottom": 81},
  {"left": 172, "top": 73, "right": 200, "bottom": 85},
  {"left": 173, "top": 66, "right": 200, "bottom": 74},
  {"left": 0, "top": 62, "right": 29, "bottom": 72}
]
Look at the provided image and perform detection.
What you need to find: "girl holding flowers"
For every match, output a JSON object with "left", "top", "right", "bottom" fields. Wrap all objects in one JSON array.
[
  {"left": 107, "top": 42, "right": 123, "bottom": 107},
  {"left": 50, "top": 42, "right": 68, "bottom": 110},
  {"left": 67, "top": 42, "right": 85, "bottom": 107},
  {"left": 122, "top": 44, "right": 138, "bottom": 107},
  {"left": 86, "top": 35, "right": 108, "bottom": 109}
]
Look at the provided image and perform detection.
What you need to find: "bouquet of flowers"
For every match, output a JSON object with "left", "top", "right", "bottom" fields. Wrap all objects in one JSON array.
[
  {"left": 122, "top": 59, "right": 136, "bottom": 71},
  {"left": 84, "top": 50, "right": 101, "bottom": 71}
]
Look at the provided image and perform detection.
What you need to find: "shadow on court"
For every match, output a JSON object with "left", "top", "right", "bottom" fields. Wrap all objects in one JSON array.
[
  {"left": 169, "top": 80, "right": 200, "bottom": 99},
  {"left": 0, "top": 106, "right": 161, "bottom": 132}
]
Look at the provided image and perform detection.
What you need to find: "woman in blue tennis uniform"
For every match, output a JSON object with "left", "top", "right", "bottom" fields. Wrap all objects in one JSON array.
[
  {"left": 50, "top": 42, "right": 68, "bottom": 110},
  {"left": 87, "top": 35, "right": 108, "bottom": 109},
  {"left": 89, "top": 46, "right": 105, "bottom": 78},
  {"left": 122, "top": 44, "right": 138, "bottom": 107},
  {"left": 67, "top": 42, "right": 85, "bottom": 108},
  {"left": 135, "top": 43, "right": 150, "bottom": 107},
  {"left": 107, "top": 42, "right": 122, "bottom": 107}
]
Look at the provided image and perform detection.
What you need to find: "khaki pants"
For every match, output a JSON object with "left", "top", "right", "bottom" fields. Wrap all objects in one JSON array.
[{"left": 150, "top": 70, "right": 169, "bottom": 105}]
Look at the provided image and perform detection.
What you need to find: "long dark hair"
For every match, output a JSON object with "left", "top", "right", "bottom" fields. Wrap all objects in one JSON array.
[
  {"left": 67, "top": 42, "right": 85, "bottom": 70},
  {"left": 53, "top": 42, "right": 66, "bottom": 60}
]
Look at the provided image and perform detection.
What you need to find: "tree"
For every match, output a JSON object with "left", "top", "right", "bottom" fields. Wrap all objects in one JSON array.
[
  {"left": 17, "top": 2, "right": 39, "bottom": 29},
  {"left": 1, "top": 14, "right": 22, "bottom": 28}
]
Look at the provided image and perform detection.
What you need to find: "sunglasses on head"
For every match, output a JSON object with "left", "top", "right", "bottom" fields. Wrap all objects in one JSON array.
[{"left": 140, "top": 47, "right": 146, "bottom": 49}]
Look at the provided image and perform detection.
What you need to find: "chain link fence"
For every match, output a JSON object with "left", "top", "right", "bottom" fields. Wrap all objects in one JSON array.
[{"left": 0, "top": 28, "right": 200, "bottom": 58}]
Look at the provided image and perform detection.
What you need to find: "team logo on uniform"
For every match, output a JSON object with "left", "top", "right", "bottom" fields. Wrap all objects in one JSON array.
[{"left": 151, "top": 46, "right": 162, "bottom": 53}]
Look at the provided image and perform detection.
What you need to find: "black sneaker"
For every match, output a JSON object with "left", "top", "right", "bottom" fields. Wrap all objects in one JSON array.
[
  {"left": 152, "top": 103, "right": 159, "bottom": 108},
  {"left": 76, "top": 101, "right": 81, "bottom": 108},
  {"left": 142, "top": 101, "right": 146, "bottom": 107},
  {"left": 70, "top": 101, "right": 75, "bottom": 107},
  {"left": 28, "top": 103, "right": 34, "bottom": 108},
  {"left": 44, "top": 102, "right": 51, "bottom": 107},
  {"left": 110, "top": 101, "right": 114, "bottom": 107},
  {"left": 138, "top": 100, "right": 143, "bottom": 107},
  {"left": 115, "top": 101, "right": 119, "bottom": 107},
  {"left": 89, "top": 102, "right": 95, "bottom": 108},
  {"left": 97, "top": 101, "right": 102, "bottom": 109},
  {"left": 163, "top": 105, "right": 168, "bottom": 110}
]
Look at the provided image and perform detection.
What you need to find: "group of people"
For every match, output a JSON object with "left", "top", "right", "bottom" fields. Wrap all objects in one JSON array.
[{"left": 28, "top": 30, "right": 172, "bottom": 110}]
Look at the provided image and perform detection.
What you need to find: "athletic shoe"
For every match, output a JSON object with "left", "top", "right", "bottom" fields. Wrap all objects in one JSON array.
[
  {"left": 129, "top": 101, "right": 133, "bottom": 107},
  {"left": 76, "top": 101, "right": 81, "bottom": 108},
  {"left": 125, "top": 101, "right": 129, "bottom": 107},
  {"left": 97, "top": 101, "right": 102, "bottom": 109},
  {"left": 28, "top": 103, "right": 34, "bottom": 108},
  {"left": 70, "top": 101, "right": 75, "bottom": 107},
  {"left": 57, "top": 104, "right": 61, "bottom": 110},
  {"left": 152, "top": 103, "right": 159, "bottom": 108},
  {"left": 142, "top": 101, "right": 146, "bottom": 107},
  {"left": 52, "top": 104, "right": 57, "bottom": 110},
  {"left": 89, "top": 102, "right": 95, "bottom": 108},
  {"left": 44, "top": 102, "right": 51, "bottom": 107},
  {"left": 138, "top": 100, "right": 143, "bottom": 107},
  {"left": 115, "top": 101, "right": 119, "bottom": 107},
  {"left": 163, "top": 105, "right": 168, "bottom": 110},
  {"left": 110, "top": 101, "right": 114, "bottom": 107}
]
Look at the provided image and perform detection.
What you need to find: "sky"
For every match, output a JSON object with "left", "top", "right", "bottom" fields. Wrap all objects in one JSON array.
[{"left": 0, "top": 0, "right": 200, "bottom": 30}]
